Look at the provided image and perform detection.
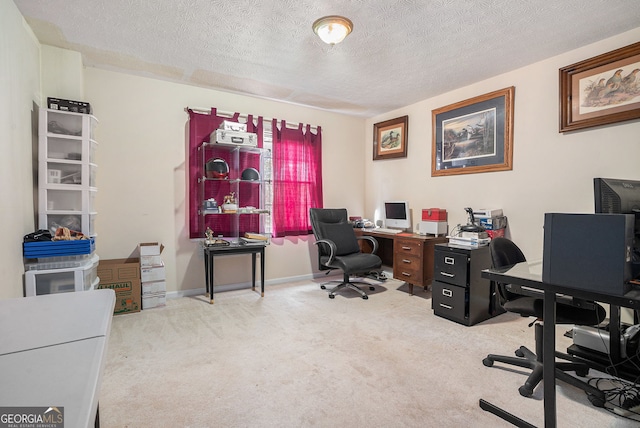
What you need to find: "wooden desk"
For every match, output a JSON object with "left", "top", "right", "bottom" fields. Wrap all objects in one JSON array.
[
  {"left": 204, "top": 244, "right": 266, "bottom": 304},
  {"left": 0, "top": 289, "right": 115, "bottom": 428},
  {"left": 355, "top": 229, "right": 447, "bottom": 294},
  {"left": 481, "top": 261, "right": 640, "bottom": 427}
]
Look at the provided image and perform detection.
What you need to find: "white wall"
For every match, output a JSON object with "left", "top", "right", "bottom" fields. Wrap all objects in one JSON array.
[
  {"left": 0, "top": 1, "right": 41, "bottom": 298},
  {"left": 83, "top": 68, "right": 366, "bottom": 295},
  {"left": 41, "top": 45, "right": 84, "bottom": 101},
  {"left": 365, "top": 27, "right": 640, "bottom": 261}
]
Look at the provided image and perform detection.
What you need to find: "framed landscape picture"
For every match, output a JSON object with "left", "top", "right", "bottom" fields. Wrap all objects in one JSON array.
[
  {"left": 431, "top": 87, "right": 514, "bottom": 176},
  {"left": 559, "top": 41, "right": 640, "bottom": 132},
  {"left": 373, "top": 115, "right": 408, "bottom": 160}
]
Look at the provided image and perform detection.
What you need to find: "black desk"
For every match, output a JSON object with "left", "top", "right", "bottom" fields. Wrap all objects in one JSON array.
[
  {"left": 481, "top": 261, "right": 640, "bottom": 427},
  {"left": 204, "top": 244, "right": 266, "bottom": 304}
]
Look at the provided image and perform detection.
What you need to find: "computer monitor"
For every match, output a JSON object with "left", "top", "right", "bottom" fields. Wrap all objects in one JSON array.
[
  {"left": 383, "top": 201, "right": 411, "bottom": 230},
  {"left": 594, "top": 177, "right": 640, "bottom": 277}
]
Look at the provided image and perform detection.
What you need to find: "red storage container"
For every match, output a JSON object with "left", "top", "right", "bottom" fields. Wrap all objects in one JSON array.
[
  {"left": 422, "top": 208, "right": 447, "bottom": 221},
  {"left": 486, "top": 228, "right": 506, "bottom": 239}
]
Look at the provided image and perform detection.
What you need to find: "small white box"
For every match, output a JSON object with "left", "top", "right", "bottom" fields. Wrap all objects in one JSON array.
[
  {"left": 472, "top": 208, "right": 503, "bottom": 218},
  {"left": 139, "top": 242, "right": 164, "bottom": 256},
  {"left": 48, "top": 169, "right": 61, "bottom": 184},
  {"left": 219, "top": 120, "right": 247, "bottom": 132},
  {"left": 142, "top": 292, "right": 166, "bottom": 309},
  {"left": 417, "top": 221, "right": 448, "bottom": 235},
  {"left": 140, "top": 255, "right": 163, "bottom": 268},
  {"left": 141, "top": 264, "right": 166, "bottom": 282},
  {"left": 142, "top": 280, "right": 166, "bottom": 295}
]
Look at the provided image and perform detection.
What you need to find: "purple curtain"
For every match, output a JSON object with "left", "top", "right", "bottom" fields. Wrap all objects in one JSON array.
[
  {"left": 187, "top": 108, "right": 263, "bottom": 239},
  {"left": 271, "top": 120, "right": 323, "bottom": 238}
]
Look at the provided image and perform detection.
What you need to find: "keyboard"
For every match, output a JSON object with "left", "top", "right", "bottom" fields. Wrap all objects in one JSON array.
[{"left": 375, "top": 228, "right": 402, "bottom": 234}]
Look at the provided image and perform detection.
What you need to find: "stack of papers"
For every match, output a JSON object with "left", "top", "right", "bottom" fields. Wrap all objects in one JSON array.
[{"left": 447, "top": 236, "right": 491, "bottom": 248}]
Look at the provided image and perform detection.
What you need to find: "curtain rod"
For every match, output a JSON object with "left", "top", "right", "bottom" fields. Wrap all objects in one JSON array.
[{"left": 186, "top": 106, "right": 318, "bottom": 131}]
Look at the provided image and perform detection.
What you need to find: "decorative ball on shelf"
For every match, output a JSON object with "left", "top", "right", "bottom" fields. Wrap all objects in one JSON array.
[
  {"left": 241, "top": 167, "right": 260, "bottom": 181},
  {"left": 205, "top": 158, "right": 229, "bottom": 179}
]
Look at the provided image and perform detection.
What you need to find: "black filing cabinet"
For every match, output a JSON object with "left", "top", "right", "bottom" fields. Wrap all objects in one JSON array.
[{"left": 432, "top": 243, "right": 503, "bottom": 326}]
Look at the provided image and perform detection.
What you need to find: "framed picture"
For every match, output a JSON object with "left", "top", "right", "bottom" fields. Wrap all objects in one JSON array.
[
  {"left": 431, "top": 87, "right": 514, "bottom": 177},
  {"left": 560, "top": 41, "right": 640, "bottom": 133},
  {"left": 373, "top": 115, "right": 408, "bottom": 160}
]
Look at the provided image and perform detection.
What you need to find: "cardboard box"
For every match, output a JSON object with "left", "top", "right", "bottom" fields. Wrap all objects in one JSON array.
[
  {"left": 141, "top": 264, "right": 166, "bottom": 283},
  {"left": 142, "top": 292, "right": 166, "bottom": 310},
  {"left": 140, "top": 254, "right": 163, "bottom": 268},
  {"left": 422, "top": 208, "right": 447, "bottom": 221},
  {"left": 478, "top": 215, "right": 508, "bottom": 230},
  {"left": 139, "top": 242, "right": 164, "bottom": 256},
  {"left": 97, "top": 258, "right": 141, "bottom": 315},
  {"left": 142, "top": 280, "right": 166, "bottom": 295},
  {"left": 417, "top": 221, "right": 448, "bottom": 235},
  {"left": 473, "top": 208, "right": 503, "bottom": 218}
]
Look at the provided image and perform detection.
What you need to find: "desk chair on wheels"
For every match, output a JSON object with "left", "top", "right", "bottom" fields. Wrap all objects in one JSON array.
[
  {"left": 309, "top": 208, "right": 385, "bottom": 299},
  {"left": 482, "top": 237, "right": 607, "bottom": 406}
]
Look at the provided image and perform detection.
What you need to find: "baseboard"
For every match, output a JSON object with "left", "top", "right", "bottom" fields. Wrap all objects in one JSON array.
[
  {"left": 164, "top": 270, "right": 390, "bottom": 300},
  {"left": 165, "top": 272, "right": 331, "bottom": 300}
]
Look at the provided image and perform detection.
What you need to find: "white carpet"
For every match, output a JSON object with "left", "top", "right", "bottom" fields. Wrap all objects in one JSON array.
[{"left": 99, "top": 277, "right": 639, "bottom": 427}]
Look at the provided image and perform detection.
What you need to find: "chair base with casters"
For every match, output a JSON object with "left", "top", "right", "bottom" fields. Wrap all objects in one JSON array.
[
  {"left": 321, "top": 271, "right": 386, "bottom": 300},
  {"left": 481, "top": 237, "right": 608, "bottom": 416},
  {"left": 483, "top": 322, "right": 606, "bottom": 407}
]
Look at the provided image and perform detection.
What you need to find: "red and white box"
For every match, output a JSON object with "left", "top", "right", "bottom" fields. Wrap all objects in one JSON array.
[{"left": 422, "top": 208, "right": 447, "bottom": 221}]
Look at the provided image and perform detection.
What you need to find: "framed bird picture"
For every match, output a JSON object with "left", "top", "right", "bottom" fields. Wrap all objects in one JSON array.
[
  {"left": 560, "top": 41, "right": 640, "bottom": 132},
  {"left": 373, "top": 116, "right": 408, "bottom": 160}
]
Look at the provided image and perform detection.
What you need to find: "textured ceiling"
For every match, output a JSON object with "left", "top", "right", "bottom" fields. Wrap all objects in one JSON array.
[{"left": 13, "top": 0, "right": 640, "bottom": 117}]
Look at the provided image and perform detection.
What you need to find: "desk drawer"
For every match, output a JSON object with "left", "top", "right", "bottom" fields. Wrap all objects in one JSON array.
[
  {"left": 432, "top": 281, "right": 467, "bottom": 324},
  {"left": 394, "top": 253, "right": 422, "bottom": 285},
  {"left": 395, "top": 238, "right": 423, "bottom": 256},
  {"left": 394, "top": 239, "right": 424, "bottom": 286},
  {"left": 434, "top": 250, "right": 468, "bottom": 287}
]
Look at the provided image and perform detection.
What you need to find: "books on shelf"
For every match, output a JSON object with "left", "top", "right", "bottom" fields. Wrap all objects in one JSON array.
[{"left": 243, "top": 232, "right": 269, "bottom": 241}]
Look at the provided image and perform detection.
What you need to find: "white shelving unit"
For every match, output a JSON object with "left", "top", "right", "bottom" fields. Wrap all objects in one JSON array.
[{"left": 38, "top": 108, "right": 98, "bottom": 237}]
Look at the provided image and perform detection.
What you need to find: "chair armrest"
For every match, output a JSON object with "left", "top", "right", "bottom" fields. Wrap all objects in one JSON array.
[
  {"left": 356, "top": 235, "right": 379, "bottom": 254},
  {"left": 314, "top": 239, "right": 337, "bottom": 265}
]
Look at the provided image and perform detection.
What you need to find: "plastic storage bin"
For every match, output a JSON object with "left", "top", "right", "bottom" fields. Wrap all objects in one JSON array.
[{"left": 24, "top": 254, "right": 99, "bottom": 296}]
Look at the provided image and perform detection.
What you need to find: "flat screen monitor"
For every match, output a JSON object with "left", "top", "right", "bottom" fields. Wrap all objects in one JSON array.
[
  {"left": 594, "top": 177, "right": 640, "bottom": 278},
  {"left": 384, "top": 201, "right": 411, "bottom": 230},
  {"left": 594, "top": 178, "right": 640, "bottom": 214}
]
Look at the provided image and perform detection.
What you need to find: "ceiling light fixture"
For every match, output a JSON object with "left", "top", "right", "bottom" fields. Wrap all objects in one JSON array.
[{"left": 312, "top": 15, "right": 353, "bottom": 45}]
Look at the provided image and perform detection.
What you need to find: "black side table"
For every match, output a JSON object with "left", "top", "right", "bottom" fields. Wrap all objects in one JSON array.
[{"left": 203, "top": 244, "right": 266, "bottom": 304}]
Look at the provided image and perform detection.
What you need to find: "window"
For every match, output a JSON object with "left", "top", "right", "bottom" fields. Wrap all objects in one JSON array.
[{"left": 269, "top": 120, "right": 323, "bottom": 238}]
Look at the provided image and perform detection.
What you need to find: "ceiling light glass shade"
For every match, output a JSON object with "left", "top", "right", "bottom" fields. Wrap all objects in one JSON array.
[{"left": 312, "top": 16, "right": 353, "bottom": 45}]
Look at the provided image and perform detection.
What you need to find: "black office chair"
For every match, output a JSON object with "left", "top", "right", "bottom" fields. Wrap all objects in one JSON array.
[
  {"left": 483, "top": 237, "right": 607, "bottom": 406},
  {"left": 309, "top": 208, "right": 385, "bottom": 299}
]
